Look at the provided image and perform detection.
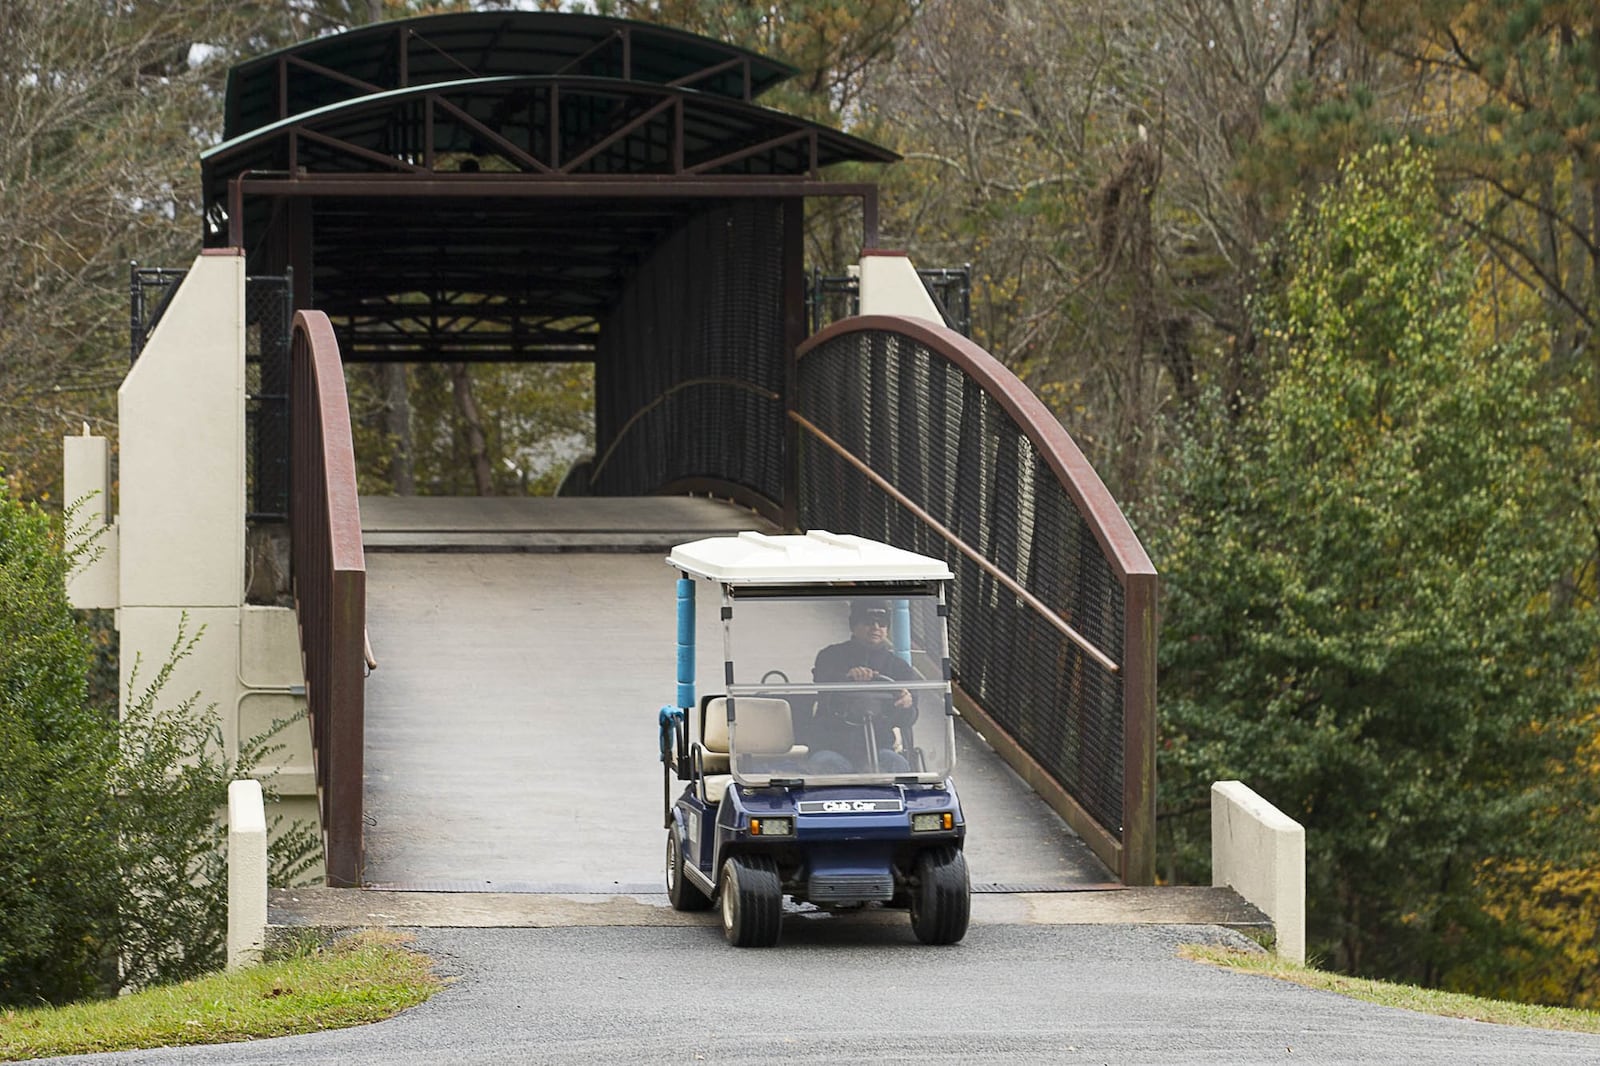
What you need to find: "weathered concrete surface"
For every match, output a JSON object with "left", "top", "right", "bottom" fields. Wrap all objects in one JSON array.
[
  {"left": 359, "top": 496, "right": 1114, "bottom": 895},
  {"left": 359, "top": 495, "right": 770, "bottom": 551},
  {"left": 269, "top": 885, "right": 1269, "bottom": 935}
]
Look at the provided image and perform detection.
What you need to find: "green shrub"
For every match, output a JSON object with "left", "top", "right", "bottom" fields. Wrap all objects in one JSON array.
[
  {"left": 111, "top": 620, "right": 320, "bottom": 992},
  {"left": 0, "top": 482, "right": 319, "bottom": 1004},
  {"left": 0, "top": 484, "right": 114, "bottom": 1004}
]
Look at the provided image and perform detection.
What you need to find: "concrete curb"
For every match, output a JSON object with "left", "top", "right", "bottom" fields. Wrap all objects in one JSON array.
[{"left": 1212, "top": 781, "right": 1305, "bottom": 963}]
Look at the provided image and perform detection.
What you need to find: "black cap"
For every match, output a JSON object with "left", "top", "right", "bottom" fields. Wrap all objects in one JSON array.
[{"left": 850, "top": 599, "right": 891, "bottom": 622}]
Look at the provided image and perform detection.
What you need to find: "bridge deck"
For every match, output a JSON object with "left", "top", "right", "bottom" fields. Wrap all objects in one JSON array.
[{"left": 359, "top": 496, "right": 1114, "bottom": 892}]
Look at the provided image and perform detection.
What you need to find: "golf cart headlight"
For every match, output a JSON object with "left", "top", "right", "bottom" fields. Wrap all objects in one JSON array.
[
  {"left": 750, "top": 817, "right": 792, "bottom": 836},
  {"left": 912, "top": 812, "right": 954, "bottom": 832}
]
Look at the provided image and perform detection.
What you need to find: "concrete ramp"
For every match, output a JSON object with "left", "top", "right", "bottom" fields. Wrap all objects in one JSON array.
[{"left": 359, "top": 496, "right": 1113, "bottom": 893}]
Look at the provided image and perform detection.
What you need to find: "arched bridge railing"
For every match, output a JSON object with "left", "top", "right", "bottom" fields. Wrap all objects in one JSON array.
[
  {"left": 289, "top": 311, "right": 367, "bottom": 888},
  {"left": 794, "top": 316, "right": 1157, "bottom": 883}
]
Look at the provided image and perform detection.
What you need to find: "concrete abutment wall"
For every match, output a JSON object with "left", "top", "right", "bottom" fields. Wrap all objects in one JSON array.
[{"left": 65, "top": 249, "right": 324, "bottom": 882}]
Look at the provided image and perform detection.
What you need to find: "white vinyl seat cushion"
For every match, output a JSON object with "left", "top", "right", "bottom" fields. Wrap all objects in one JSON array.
[{"left": 698, "top": 696, "right": 803, "bottom": 803}]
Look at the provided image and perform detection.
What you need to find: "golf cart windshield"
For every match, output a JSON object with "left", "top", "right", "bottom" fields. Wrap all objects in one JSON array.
[{"left": 722, "top": 591, "right": 955, "bottom": 786}]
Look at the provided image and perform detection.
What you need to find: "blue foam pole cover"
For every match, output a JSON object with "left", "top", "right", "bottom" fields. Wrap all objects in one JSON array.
[
  {"left": 676, "top": 578, "right": 695, "bottom": 709},
  {"left": 895, "top": 599, "right": 912, "bottom": 661}
]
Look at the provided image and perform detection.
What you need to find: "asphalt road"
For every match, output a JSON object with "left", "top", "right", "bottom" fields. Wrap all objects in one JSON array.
[{"left": 39, "top": 923, "right": 1600, "bottom": 1065}]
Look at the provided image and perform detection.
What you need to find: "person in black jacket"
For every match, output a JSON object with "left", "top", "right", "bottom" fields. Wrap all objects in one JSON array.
[{"left": 808, "top": 599, "right": 919, "bottom": 773}]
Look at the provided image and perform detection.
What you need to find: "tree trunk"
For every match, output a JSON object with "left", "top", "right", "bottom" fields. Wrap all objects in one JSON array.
[
  {"left": 382, "top": 362, "right": 415, "bottom": 495},
  {"left": 450, "top": 362, "right": 495, "bottom": 496}
]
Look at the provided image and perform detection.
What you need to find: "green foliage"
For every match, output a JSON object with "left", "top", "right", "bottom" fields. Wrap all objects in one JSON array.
[
  {"left": 0, "top": 483, "right": 112, "bottom": 1004},
  {"left": 1338, "top": 1, "right": 1600, "bottom": 373},
  {"left": 110, "top": 620, "right": 320, "bottom": 993},
  {"left": 0, "top": 483, "right": 319, "bottom": 1005},
  {"left": 1154, "top": 144, "right": 1600, "bottom": 984},
  {"left": 346, "top": 362, "right": 595, "bottom": 496}
]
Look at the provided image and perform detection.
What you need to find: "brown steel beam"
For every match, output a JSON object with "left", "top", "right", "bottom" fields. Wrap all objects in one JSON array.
[
  {"left": 236, "top": 175, "right": 878, "bottom": 202},
  {"left": 286, "top": 53, "right": 385, "bottom": 96},
  {"left": 432, "top": 95, "right": 553, "bottom": 173},
  {"left": 294, "top": 128, "right": 426, "bottom": 173},
  {"left": 559, "top": 95, "right": 677, "bottom": 173},
  {"left": 686, "top": 128, "right": 812, "bottom": 176},
  {"left": 1122, "top": 569, "right": 1158, "bottom": 885}
]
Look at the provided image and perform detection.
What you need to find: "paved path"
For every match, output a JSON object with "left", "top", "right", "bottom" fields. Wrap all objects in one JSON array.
[{"left": 40, "top": 925, "right": 1600, "bottom": 1065}]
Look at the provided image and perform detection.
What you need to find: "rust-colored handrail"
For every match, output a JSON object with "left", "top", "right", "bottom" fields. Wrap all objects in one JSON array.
[
  {"left": 795, "top": 315, "right": 1158, "bottom": 884},
  {"left": 289, "top": 310, "right": 367, "bottom": 887}
]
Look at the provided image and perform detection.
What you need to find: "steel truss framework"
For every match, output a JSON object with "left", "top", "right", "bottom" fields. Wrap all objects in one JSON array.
[{"left": 200, "top": 13, "right": 894, "bottom": 363}]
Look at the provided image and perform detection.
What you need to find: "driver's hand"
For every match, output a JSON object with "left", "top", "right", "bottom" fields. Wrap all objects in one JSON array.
[
  {"left": 846, "top": 666, "right": 876, "bottom": 681},
  {"left": 894, "top": 689, "right": 912, "bottom": 709}
]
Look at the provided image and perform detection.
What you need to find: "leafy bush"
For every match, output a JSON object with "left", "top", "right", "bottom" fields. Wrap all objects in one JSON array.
[
  {"left": 0, "top": 486, "right": 113, "bottom": 1004},
  {"left": 0, "top": 483, "right": 319, "bottom": 1005},
  {"left": 111, "top": 621, "right": 319, "bottom": 993}
]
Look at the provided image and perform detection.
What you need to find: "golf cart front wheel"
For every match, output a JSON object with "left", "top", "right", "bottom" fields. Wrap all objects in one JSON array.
[
  {"left": 666, "top": 826, "right": 712, "bottom": 912},
  {"left": 910, "top": 847, "right": 970, "bottom": 945},
  {"left": 720, "top": 855, "right": 782, "bottom": 947}
]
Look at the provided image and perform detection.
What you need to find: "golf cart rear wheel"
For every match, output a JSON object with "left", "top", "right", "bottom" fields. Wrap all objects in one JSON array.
[
  {"left": 910, "top": 847, "right": 970, "bottom": 945},
  {"left": 666, "top": 826, "right": 712, "bottom": 912},
  {"left": 720, "top": 855, "right": 782, "bottom": 947}
]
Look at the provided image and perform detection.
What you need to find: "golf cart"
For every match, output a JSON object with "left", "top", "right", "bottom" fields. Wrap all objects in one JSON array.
[{"left": 657, "top": 530, "right": 970, "bottom": 947}]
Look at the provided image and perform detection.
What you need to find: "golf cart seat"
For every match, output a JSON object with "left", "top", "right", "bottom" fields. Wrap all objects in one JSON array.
[{"left": 697, "top": 696, "right": 806, "bottom": 804}]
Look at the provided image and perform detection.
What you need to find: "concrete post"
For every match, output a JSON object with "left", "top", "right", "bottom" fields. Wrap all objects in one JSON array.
[
  {"left": 857, "top": 251, "right": 943, "bottom": 323},
  {"left": 1211, "top": 780, "right": 1306, "bottom": 964},
  {"left": 227, "top": 779, "right": 268, "bottom": 970},
  {"left": 63, "top": 431, "right": 118, "bottom": 609}
]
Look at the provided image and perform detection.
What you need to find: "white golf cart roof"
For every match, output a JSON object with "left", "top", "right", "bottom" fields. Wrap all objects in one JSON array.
[{"left": 668, "top": 530, "right": 954, "bottom": 585}]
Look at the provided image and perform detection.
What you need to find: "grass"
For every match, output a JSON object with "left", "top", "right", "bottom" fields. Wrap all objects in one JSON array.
[
  {"left": 0, "top": 930, "right": 440, "bottom": 1062},
  {"left": 1182, "top": 944, "right": 1600, "bottom": 1034}
]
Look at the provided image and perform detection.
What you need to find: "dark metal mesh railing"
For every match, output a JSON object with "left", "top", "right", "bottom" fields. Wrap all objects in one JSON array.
[
  {"left": 246, "top": 274, "right": 292, "bottom": 521},
  {"left": 289, "top": 311, "right": 367, "bottom": 887},
  {"left": 794, "top": 316, "right": 1157, "bottom": 882},
  {"left": 129, "top": 263, "right": 187, "bottom": 363},
  {"left": 588, "top": 200, "right": 789, "bottom": 516}
]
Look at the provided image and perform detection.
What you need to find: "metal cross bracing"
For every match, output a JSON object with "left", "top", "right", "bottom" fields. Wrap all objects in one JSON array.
[{"left": 202, "top": 19, "right": 895, "bottom": 365}]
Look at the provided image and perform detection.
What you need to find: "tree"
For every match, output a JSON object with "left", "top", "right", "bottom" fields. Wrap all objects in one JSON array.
[
  {"left": 0, "top": 486, "right": 112, "bottom": 1003},
  {"left": 0, "top": 0, "right": 492, "bottom": 503},
  {"left": 1154, "top": 144, "right": 1600, "bottom": 985},
  {"left": 1340, "top": 2, "right": 1600, "bottom": 375},
  {"left": 861, "top": 0, "right": 1332, "bottom": 506}
]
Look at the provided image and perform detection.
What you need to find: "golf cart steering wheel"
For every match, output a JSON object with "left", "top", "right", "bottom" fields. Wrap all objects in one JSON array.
[{"left": 837, "top": 672, "right": 902, "bottom": 727}]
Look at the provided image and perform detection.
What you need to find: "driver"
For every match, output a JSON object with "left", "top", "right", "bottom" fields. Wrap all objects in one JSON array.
[{"left": 808, "top": 599, "right": 919, "bottom": 773}]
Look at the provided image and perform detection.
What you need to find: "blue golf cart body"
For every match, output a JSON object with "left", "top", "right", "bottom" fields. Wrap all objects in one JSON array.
[{"left": 658, "top": 530, "right": 971, "bottom": 947}]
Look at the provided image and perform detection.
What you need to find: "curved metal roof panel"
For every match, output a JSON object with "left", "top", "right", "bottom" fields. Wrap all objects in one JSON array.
[
  {"left": 203, "top": 75, "right": 897, "bottom": 183},
  {"left": 225, "top": 11, "right": 797, "bottom": 139}
]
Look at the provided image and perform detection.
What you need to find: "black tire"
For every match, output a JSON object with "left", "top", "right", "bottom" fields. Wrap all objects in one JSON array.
[
  {"left": 666, "top": 826, "right": 712, "bottom": 912},
  {"left": 720, "top": 855, "right": 783, "bottom": 947},
  {"left": 910, "top": 847, "right": 970, "bottom": 945}
]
